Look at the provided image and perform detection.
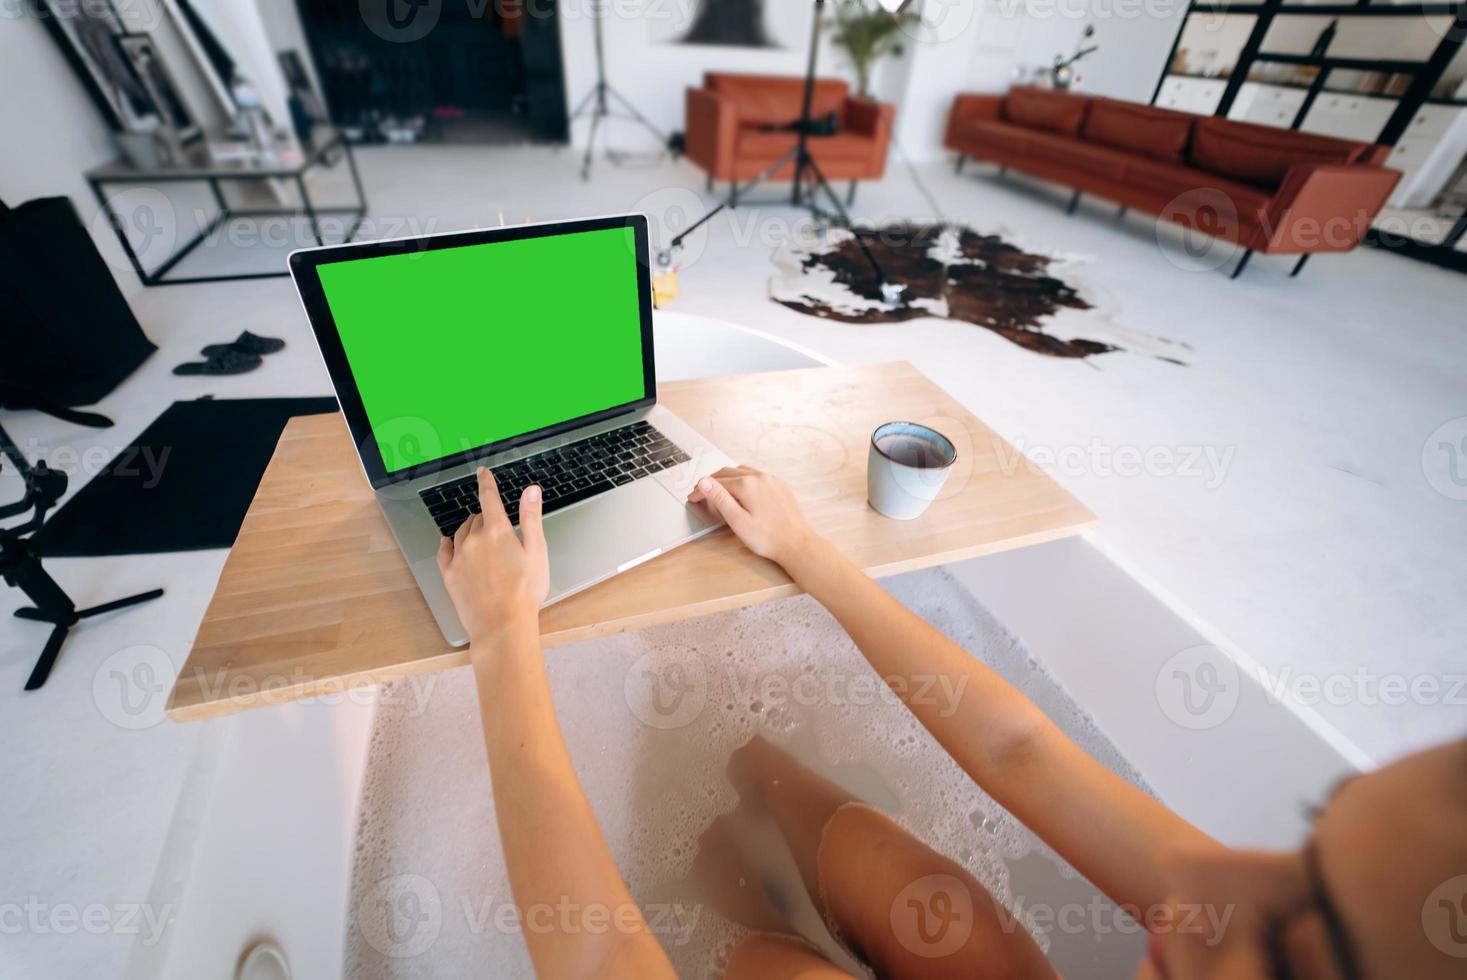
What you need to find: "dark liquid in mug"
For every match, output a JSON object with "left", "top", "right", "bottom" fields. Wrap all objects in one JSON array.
[{"left": 875, "top": 433, "right": 949, "bottom": 469}]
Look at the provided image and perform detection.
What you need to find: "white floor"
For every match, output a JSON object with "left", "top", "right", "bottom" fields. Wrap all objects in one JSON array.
[{"left": 1, "top": 143, "right": 1463, "bottom": 976}]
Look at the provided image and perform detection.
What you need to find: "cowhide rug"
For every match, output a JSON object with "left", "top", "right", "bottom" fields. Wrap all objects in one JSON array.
[{"left": 769, "top": 222, "right": 1191, "bottom": 364}]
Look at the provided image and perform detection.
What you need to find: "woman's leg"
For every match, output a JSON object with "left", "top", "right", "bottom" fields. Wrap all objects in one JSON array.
[
  {"left": 724, "top": 933, "right": 857, "bottom": 980},
  {"left": 725, "top": 735, "right": 859, "bottom": 903},
  {"left": 729, "top": 736, "right": 1057, "bottom": 980},
  {"left": 690, "top": 811, "right": 795, "bottom": 936}
]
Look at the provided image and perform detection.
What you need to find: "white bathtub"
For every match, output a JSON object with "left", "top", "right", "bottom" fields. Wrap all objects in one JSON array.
[{"left": 130, "top": 314, "right": 1355, "bottom": 979}]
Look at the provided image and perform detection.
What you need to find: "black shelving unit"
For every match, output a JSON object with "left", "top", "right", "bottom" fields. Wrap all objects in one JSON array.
[{"left": 1151, "top": 0, "right": 1467, "bottom": 272}]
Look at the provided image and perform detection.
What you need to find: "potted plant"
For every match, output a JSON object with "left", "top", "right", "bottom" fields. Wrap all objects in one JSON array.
[{"left": 825, "top": 0, "right": 920, "bottom": 98}]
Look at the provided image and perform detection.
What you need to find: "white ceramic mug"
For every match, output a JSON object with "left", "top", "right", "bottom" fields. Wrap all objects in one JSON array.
[{"left": 867, "top": 422, "right": 957, "bottom": 520}]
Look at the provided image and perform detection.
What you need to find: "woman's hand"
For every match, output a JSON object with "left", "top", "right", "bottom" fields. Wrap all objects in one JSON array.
[
  {"left": 688, "top": 465, "right": 824, "bottom": 571},
  {"left": 437, "top": 467, "right": 549, "bottom": 648}
]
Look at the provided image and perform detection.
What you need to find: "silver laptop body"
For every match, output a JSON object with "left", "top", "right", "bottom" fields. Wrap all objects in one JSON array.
[{"left": 289, "top": 215, "right": 734, "bottom": 646}]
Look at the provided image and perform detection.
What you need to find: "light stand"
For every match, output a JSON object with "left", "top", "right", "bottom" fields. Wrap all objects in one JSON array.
[
  {"left": 659, "top": 0, "right": 910, "bottom": 303},
  {"left": 1, "top": 408, "right": 163, "bottom": 691},
  {"left": 569, "top": 3, "right": 669, "bottom": 180}
]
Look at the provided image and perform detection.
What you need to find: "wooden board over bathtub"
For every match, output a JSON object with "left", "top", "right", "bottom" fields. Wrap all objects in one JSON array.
[{"left": 166, "top": 361, "right": 1097, "bottom": 721}]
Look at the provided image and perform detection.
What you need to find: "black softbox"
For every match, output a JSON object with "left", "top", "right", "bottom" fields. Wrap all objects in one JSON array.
[{"left": 0, "top": 196, "right": 156, "bottom": 408}]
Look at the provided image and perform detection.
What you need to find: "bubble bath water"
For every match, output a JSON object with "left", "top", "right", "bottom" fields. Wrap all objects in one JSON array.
[{"left": 345, "top": 568, "right": 1151, "bottom": 979}]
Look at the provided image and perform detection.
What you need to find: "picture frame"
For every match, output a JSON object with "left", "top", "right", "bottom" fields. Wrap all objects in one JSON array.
[
  {"left": 32, "top": 0, "right": 159, "bottom": 132},
  {"left": 114, "top": 33, "right": 202, "bottom": 145}
]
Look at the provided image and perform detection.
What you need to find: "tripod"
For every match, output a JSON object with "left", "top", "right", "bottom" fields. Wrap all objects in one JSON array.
[
  {"left": 660, "top": 0, "right": 899, "bottom": 301},
  {"left": 569, "top": 5, "right": 668, "bottom": 181},
  {"left": 1, "top": 415, "right": 163, "bottom": 691}
]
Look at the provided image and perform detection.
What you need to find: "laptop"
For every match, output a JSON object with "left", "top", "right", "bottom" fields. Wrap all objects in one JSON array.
[{"left": 288, "top": 214, "right": 734, "bottom": 646}]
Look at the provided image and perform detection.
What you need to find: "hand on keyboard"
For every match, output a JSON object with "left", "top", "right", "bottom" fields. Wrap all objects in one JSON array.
[{"left": 436, "top": 467, "right": 549, "bottom": 647}]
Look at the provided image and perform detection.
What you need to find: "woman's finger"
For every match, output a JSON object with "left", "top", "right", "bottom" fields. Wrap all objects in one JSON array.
[
  {"left": 695, "top": 475, "right": 755, "bottom": 539},
  {"left": 436, "top": 534, "right": 453, "bottom": 573},
  {"left": 454, "top": 511, "right": 479, "bottom": 549},
  {"left": 518, "top": 485, "right": 547, "bottom": 566},
  {"left": 476, "top": 466, "right": 509, "bottom": 524}
]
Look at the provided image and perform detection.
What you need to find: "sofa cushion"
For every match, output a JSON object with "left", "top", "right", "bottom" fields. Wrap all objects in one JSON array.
[
  {"left": 1188, "top": 117, "right": 1365, "bottom": 189},
  {"left": 737, "top": 129, "right": 873, "bottom": 161},
  {"left": 1120, "top": 159, "right": 1273, "bottom": 239},
  {"left": 952, "top": 119, "right": 1034, "bottom": 155},
  {"left": 1024, "top": 130, "right": 1132, "bottom": 180},
  {"left": 1082, "top": 98, "right": 1194, "bottom": 162},
  {"left": 707, "top": 72, "right": 849, "bottom": 127},
  {"left": 1002, "top": 87, "right": 1089, "bottom": 136}
]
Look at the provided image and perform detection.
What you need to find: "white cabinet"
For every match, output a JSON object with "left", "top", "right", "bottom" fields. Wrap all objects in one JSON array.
[
  {"left": 1229, "top": 83, "right": 1308, "bottom": 128},
  {"left": 1386, "top": 105, "right": 1467, "bottom": 208},
  {"left": 1299, "top": 94, "right": 1398, "bottom": 142},
  {"left": 1155, "top": 76, "right": 1228, "bottom": 116}
]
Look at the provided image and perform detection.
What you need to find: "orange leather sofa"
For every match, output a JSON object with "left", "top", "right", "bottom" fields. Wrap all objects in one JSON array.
[
  {"left": 945, "top": 86, "right": 1401, "bottom": 277},
  {"left": 685, "top": 72, "right": 895, "bottom": 200}
]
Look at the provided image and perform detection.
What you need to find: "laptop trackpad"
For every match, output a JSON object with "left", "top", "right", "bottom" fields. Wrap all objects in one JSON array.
[{"left": 542, "top": 479, "right": 714, "bottom": 599}]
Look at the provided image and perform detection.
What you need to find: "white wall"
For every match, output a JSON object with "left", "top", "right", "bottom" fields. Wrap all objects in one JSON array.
[
  {"left": 558, "top": 0, "right": 877, "bottom": 153},
  {"left": 0, "top": 2, "right": 239, "bottom": 299},
  {"left": 0, "top": 10, "right": 148, "bottom": 298},
  {"left": 556, "top": 0, "right": 1188, "bottom": 164}
]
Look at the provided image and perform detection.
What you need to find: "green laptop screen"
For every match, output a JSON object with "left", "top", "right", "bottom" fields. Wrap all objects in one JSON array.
[{"left": 316, "top": 226, "right": 647, "bottom": 474}]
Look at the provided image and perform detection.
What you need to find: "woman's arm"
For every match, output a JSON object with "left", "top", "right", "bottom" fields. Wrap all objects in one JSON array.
[
  {"left": 439, "top": 469, "right": 676, "bottom": 980},
  {"left": 690, "top": 467, "right": 1219, "bottom": 915}
]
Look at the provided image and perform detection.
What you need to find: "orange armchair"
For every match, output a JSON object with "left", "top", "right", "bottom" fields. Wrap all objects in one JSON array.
[{"left": 684, "top": 72, "right": 894, "bottom": 194}]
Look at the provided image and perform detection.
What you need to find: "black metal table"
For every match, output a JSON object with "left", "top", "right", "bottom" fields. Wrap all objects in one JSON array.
[{"left": 85, "top": 127, "right": 368, "bottom": 287}]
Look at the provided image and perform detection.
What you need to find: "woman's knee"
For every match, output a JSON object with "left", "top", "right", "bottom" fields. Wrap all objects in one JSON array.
[{"left": 816, "top": 804, "right": 1056, "bottom": 980}]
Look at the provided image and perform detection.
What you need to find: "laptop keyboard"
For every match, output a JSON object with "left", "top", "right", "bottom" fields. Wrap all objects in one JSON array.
[{"left": 420, "top": 420, "right": 690, "bottom": 536}]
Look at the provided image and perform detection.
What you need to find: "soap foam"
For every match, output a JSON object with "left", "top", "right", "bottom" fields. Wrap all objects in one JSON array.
[{"left": 345, "top": 568, "right": 1151, "bottom": 978}]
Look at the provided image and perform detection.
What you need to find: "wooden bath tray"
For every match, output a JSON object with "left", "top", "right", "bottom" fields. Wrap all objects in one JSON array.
[{"left": 167, "top": 362, "right": 1096, "bottom": 721}]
